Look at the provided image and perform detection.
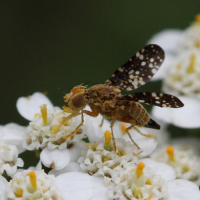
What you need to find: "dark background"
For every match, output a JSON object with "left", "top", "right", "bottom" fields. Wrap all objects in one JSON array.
[{"left": 1, "top": 0, "right": 200, "bottom": 126}]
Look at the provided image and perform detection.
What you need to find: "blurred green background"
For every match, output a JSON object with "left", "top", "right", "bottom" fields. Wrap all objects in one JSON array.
[{"left": 1, "top": 0, "right": 200, "bottom": 127}]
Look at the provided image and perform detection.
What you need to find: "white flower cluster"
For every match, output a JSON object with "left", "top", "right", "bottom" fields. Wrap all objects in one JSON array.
[
  {"left": 151, "top": 145, "right": 200, "bottom": 185},
  {"left": 78, "top": 135, "right": 171, "bottom": 200},
  {"left": 148, "top": 14, "right": 200, "bottom": 128},
  {"left": 78, "top": 130, "right": 200, "bottom": 200},
  {"left": 0, "top": 91, "right": 200, "bottom": 199},
  {"left": 2, "top": 170, "right": 62, "bottom": 200},
  {"left": 0, "top": 123, "right": 25, "bottom": 177}
]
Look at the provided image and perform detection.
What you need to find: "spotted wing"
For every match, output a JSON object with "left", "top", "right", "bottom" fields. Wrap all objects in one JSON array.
[
  {"left": 105, "top": 44, "right": 164, "bottom": 90},
  {"left": 118, "top": 92, "right": 184, "bottom": 108}
]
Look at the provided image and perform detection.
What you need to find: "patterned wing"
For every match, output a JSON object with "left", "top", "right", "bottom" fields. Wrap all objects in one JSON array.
[
  {"left": 105, "top": 44, "right": 164, "bottom": 90},
  {"left": 117, "top": 92, "right": 184, "bottom": 108}
]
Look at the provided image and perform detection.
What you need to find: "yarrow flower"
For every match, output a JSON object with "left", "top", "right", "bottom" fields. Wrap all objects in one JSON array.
[
  {"left": 0, "top": 123, "right": 25, "bottom": 177},
  {"left": 0, "top": 142, "right": 23, "bottom": 177},
  {"left": 78, "top": 131, "right": 140, "bottom": 176},
  {"left": 108, "top": 159, "right": 200, "bottom": 200},
  {"left": 16, "top": 92, "right": 114, "bottom": 171},
  {"left": 79, "top": 132, "right": 200, "bottom": 200},
  {"left": 148, "top": 14, "right": 200, "bottom": 128},
  {"left": 17, "top": 92, "right": 86, "bottom": 170},
  {"left": 108, "top": 160, "right": 170, "bottom": 200},
  {"left": 178, "top": 14, "right": 200, "bottom": 50},
  {"left": 162, "top": 49, "right": 200, "bottom": 97},
  {"left": 0, "top": 170, "right": 109, "bottom": 200},
  {"left": 151, "top": 145, "right": 200, "bottom": 186},
  {"left": 148, "top": 14, "right": 200, "bottom": 81}
]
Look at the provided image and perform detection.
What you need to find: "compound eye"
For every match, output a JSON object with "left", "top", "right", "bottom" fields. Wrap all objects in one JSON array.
[{"left": 72, "top": 94, "right": 86, "bottom": 109}]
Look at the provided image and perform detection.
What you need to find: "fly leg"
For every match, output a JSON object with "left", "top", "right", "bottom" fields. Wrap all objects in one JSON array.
[
  {"left": 99, "top": 117, "right": 104, "bottom": 127},
  {"left": 64, "top": 110, "right": 99, "bottom": 139},
  {"left": 133, "top": 126, "right": 154, "bottom": 138},
  {"left": 110, "top": 108, "right": 119, "bottom": 152},
  {"left": 126, "top": 125, "right": 140, "bottom": 149}
]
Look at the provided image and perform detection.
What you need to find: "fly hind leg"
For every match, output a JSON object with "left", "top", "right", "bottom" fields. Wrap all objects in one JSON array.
[
  {"left": 126, "top": 125, "right": 154, "bottom": 149},
  {"left": 125, "top": 125, "right": 140, "bottom": 149},
  {"left": 133, "top": 126, "right": 155, "bottom": 138},
  {"left": 116, "top": 117, "right": 140, "bottom": 148}
]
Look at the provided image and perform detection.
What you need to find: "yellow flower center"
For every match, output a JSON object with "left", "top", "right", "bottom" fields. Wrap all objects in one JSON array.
[
  {"left": 14, "top": 188, "right": 23, "bottom": 197},
  {"left": 187, "top": 53, "right": 196, "bottom": 74},
  {"left": 120, "top": 123, "right": 127, "bottom": 135},
  {"left": 166, "top": 146, "right": 175, "bottom": 162},
  {"left": 40, "top": 104, "right": 47, "bottom": 125},
  {"left": 51, "top": 125, "right": 61, "bottom": 135},
  {"left": 117, "top": 150, "right": 126, "bottom": 157},
  {"left": 148, "top": 195, "right": 152, "bottom": 200},
  {"left": 86, "top": 143, "right": 99, "bottom": 151},
  {"left": 136, "top": 162, "right": 145, "bottom": 179},
  {"left": 104, "top": 131, "right": 113, "bottom": 151},
  {"left": 104, "top": 131, "right": 112, "bottom": 146},
  {"left": 103, "top": 157, "right": 111, "bottom": 162},
  {"left": 28, "top": 171, "right": 37, "bottom": 192},
  {"left": 133, "top": 186, "right": 142, "bottom": 199},
  {"left": 145, "top": 178, "right": 152, "bottom": 185}
]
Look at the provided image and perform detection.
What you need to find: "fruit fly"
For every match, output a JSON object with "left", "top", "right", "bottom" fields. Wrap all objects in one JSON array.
[{"left": 63, "top": 44, "right": 184, "bottom": 151}]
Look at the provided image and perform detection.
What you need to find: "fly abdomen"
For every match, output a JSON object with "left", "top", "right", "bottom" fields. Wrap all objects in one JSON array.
[{"left": 130, "top": 102, "right": 150, "bottom": 127}]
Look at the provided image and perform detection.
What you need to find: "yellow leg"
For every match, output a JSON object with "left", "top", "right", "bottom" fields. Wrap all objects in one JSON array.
[
  {"left": 133, "top": 126, "right": 154, "bottom": 138},
  {"left": 64, "top": 109, "right": 99, "bottom": 139},
  {"left": 110, "top": 108, "right": 119, "bottom": 152},
  {"left": 64, "top": 111, "right": 84, "bottom": 139},
  {"left": 126, "top": 125, "right": 140, "bottom": 149}
]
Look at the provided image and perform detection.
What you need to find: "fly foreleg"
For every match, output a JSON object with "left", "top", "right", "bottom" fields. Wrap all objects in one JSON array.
[{"left": 64, "top": 109, "right": 99, "bottom": 139}]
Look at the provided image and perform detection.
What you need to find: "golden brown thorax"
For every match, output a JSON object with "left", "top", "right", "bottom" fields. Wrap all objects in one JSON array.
[
  {"left": 87, "top": 84, "right": 121, "bottom": 118},
  {"left": 87, "top": 84, "right": 150, "bottom": 126}
]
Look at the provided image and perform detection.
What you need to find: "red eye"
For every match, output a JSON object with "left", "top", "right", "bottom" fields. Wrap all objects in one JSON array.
[{"left": 72, "top": 94, "right": 86, "bottom": 109}]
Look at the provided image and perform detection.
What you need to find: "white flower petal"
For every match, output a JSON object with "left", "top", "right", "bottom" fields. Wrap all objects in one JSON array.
[
  {"left": 151, "top": 54, "right": 174, "bottom": 80},
  {"left": 171, "top": 96, "right": 200, "bottom": 128},
  {"left": 68, "top": 141, "right": 87, "bottom": 162},
  {"left": 91, "top": 176, "right": 110, "bottom": 200},
  {"left": 40, "top": 148, "right": 71, "bottom": 170},
  {"left": 0, "top": 123, "right": 26, "bottom": 153},
  {"left": 55, "top": 172, "right": 93, "bottom": 200},
  {"left": 153, "top": 96, "right": 200, "bottom": 128},
  {"left": 16, "top": 92, "right": 53, "bottom": 121},
  {"left": 168, "top": 179, "right": 200, "bottom": 200},
  {"left": 15, "top": 158, "right": 24, "bottom": 167},
  {"left": 148, "top": 29, "right": 183, "bottom": 53},
  {"left": 152, "top": 106, "right": 172, "bottom": 124},
  {"left": 0, "top": 175, "right": 8, "bottom": 196},
  {"left": 49, "top": 162, "right": 81, "bottom": 176},
  {"left": 141, "top": 158, "right": 176, "bottom": 182},
  {"left": 3, "top": 164, "right": 17, "bottom": 177}
]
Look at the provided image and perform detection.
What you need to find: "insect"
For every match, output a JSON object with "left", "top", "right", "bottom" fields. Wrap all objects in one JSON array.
[{"left": 63, "top": 44, "right": 184, "bottom": 151}]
